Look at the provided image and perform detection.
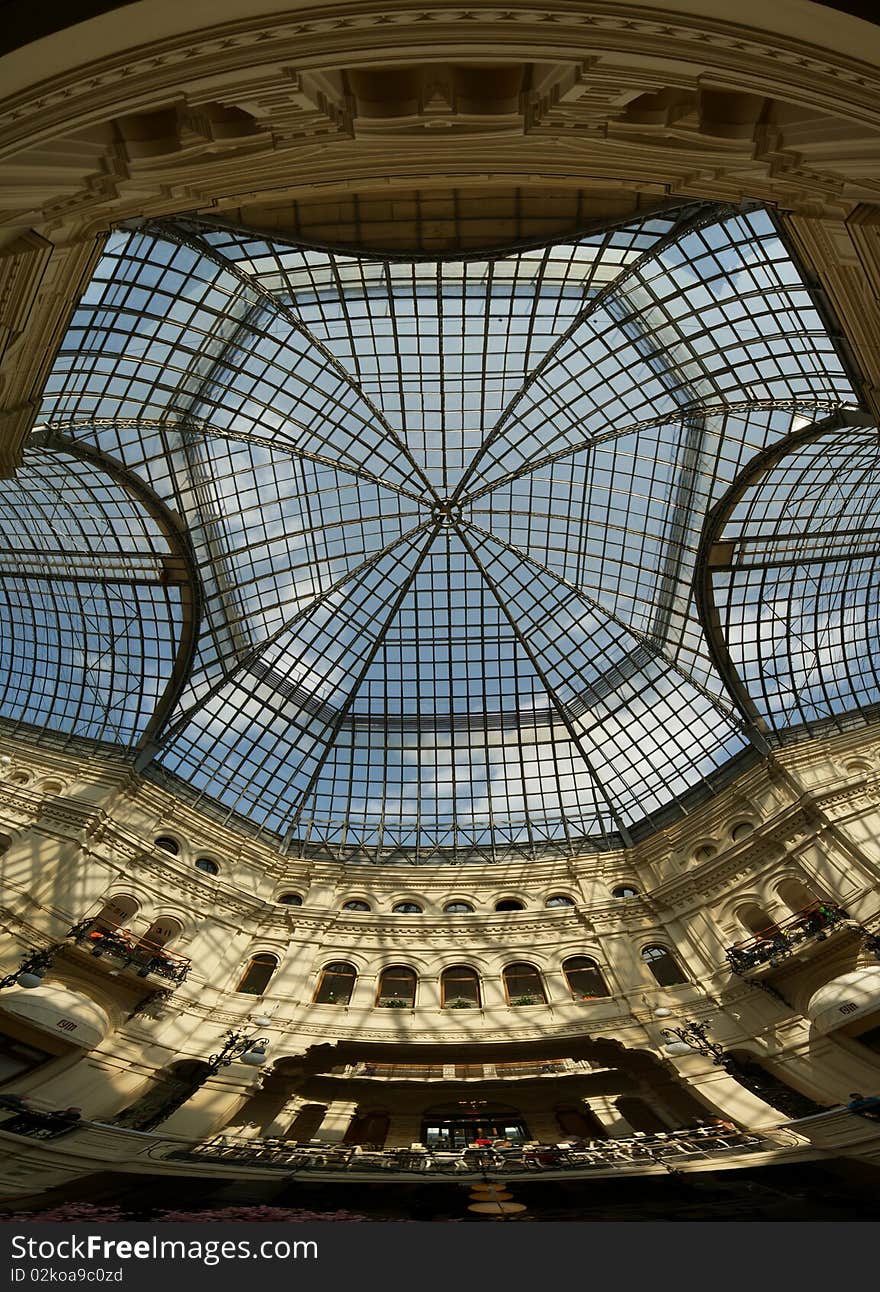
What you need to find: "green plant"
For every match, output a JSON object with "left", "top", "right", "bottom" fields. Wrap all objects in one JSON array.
[
  {"left": 510, "top": 994, "right": 538, "bottom": 1006},
  {"left": 379, "top": 997, "right": 409, "bottom": 1008},
  {"left": 446, "top": 997, "right": 476, "bottom": 1008}
]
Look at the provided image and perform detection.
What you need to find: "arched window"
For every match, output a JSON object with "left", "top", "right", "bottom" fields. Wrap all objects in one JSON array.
[
  {"left": 776, "top": 877, "right": 823, "bottom": 915},
  {"left": 376, "top": 965, "right": 417, "bottom": 1008},
  {"left": 441, "top": 965, "right": 481, "bottom": 1008},
  {"left": 135, "top": 916, "right": 183, "bottom": 956},
  {"left": 444, "top": 901, "right": 474, "bottom": 913},
  {"left": 194, "top": 857, "right": 219, "bottom": 875},
  {"left": 314, "top": 961, "right": 356, "bottom": 1005},
  {"left": 495, "top": 899, "right": 524, "bottom": 912},
  {"left": 93, "top": 894, "right": 140, "bottom": 932},
  {"left": 392, "top": 902, "right": 422, "bottom": 914},
  {"left": 737, "top": 903, "right": 781, "bottom": 938},
  {"left": 277, "top": 893, "right": 302, "bottom": 906},
  {"left": 612, "top": 885, "right": 639, "bottom": 899},
  {"left": 692, "top": 844, "right": 717, "bottom": 863},
  {"left": 236, "top": 953, "right": 278, "bottom": 995},
  {"left": 641, "top": 944, "right": 687, "bottom": 987},
  {"left": 562, "top": 956, "right": 610, "bottom": 1000},
  {"left": 502, "top": 962, "right": 546, "bottom": 1005},
  {"left": 730, "top": 821, "right": 755, "bottom": 842},
  {"left": 342, "top": 900, "right": 370, "bottom": 912},
  {"left": 154, "top": 836, "right": 179, "bottom": 855},
  {"left": 40, "top": 780, "right": 64, "bottom": 795},
  {"left": 546, "top": 894, "right": 575, "bottom": 908}
]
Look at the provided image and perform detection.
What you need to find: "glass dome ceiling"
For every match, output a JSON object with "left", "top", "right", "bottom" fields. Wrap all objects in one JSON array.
[{"left": 6, "top": 201, "right": 870, "bottom": 862}]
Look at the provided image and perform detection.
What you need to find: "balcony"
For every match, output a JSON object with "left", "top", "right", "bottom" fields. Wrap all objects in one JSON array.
[
  {"left": 725, "top": 904, "right": 850, "bottom": 975},
  {"left": 66, "top": 920, "right": 190, "bottom": 986}
]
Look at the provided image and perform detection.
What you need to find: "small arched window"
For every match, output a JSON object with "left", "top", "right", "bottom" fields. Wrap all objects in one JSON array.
[
  {"left": 441, "top": 965, "right": 481, "bottom": 1008},
  {"left": 195, "top": 857, "right": 219, "bottom": 875},
  {"left": 692, "top": 845, "right": 717, "bottom": 863},
  {"left": 444, "top": 901, "right": 474, "bottom": 913},
  {"left": 314, "top": 961, "right": 357, "bottom": 1005},
  {"left": 730, "top": 822, "right": 754, "bottom": 842},
  {"left": 641, "top": 945, "right": 687, "bottom": 987},
  {"left": 392, "top": 902, "right": 423, "bottom": 914},
  {"left": 342, "top": 900, "right": 370, "bottom": 912},
  {"left": 503, "top": 962, "right": 546, "bottom": 1005},
  {"left": 546, "top": 894, "right": 575, "bottom": 908},
  {"left": 495, "top": 899, "right": 525, "bottom": 912},
  {"left": 376, "top": 965, "right": 417, "bottom": 1008},
  {"left": 277, "top": 893, "right": 303, "bottom": 906},
  {"left": 236, "top": 953, "right": 278, "bottom": 995},
  {"left": 155, "top": 836, "right": 180, "bottom": 855},
  {"left": 612, "top": 885, "right": 639, "bottom": 899},
  {"left": 40, "top": 780, "right": 64, "bottom": 795},
  {"left": 563, "top": 956, "right": 610, "bottom": 1000}
]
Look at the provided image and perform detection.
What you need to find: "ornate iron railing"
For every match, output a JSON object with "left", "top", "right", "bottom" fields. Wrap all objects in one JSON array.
[
  {"left": 724, "top": 904, "right": 848, "bottom": 974},
  {"left": 66, "top": 920, "right": 190, "bottom": 985}
]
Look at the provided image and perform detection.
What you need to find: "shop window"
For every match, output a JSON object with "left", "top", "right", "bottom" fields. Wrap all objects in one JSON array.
[
  {"left": 441, "top": 965, "right": 481, "bottom": 1008},
  {"left": 612, "top": 885, "right": 639, "bottom": 899},
  {"left": 376, "top": 965, "right": 417, "bottom": 1008},
  {"left": 277, "top": 893, "right": 302, "bottom": 906},
  {"left": 342, "top": 900, "right": 370, "bottom": 912},
  {"left": 495, "top": 899, "right": 524, "bottom": 912},
  {"left": 392, "top": 902, "right": 422, "bottom": 914},
  {"left": 502, "top": 962, "right": 546, "bottom": 1005},
  {"left": 154, "top": 836, "right": 180, "bottom": 855},
  {"left": 236, "top": 953, "right": 278, "bottom": 995},
  {"left": 314, "top": 962, "right": 357, "bottom": 1005},
  {"left": 563, "top": 956, "right": 610, "bottom": 1000},
  {"left": 641, "top": 944, "right": 688, "bottom": 987},
  {"left": 546, "top": 894, "right": 575, "bottom": 908},
  {"left": 444, "top": 901, "right": 473, "bottom": 913},
  {"left": 194, "top": 857, "right": 219, "bottom": 875}
]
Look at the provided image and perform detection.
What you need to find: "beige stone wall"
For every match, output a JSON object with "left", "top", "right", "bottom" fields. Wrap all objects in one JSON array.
[{"left": 1, "top": 724, "right": 879, "bottom": 1138}]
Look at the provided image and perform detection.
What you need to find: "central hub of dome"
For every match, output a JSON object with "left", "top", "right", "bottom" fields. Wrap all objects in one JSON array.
[{"left": 431, "top": 500, "right": 463, "bottom": 525}]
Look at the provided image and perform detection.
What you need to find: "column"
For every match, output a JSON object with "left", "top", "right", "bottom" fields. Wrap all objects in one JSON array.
[
  {"left": 314, "top": 1099, "right": 359, "bottom": 1143},
  {"left": 585, "top": 1096, "right": 635, "bottom": 1138},
  {"left": 262, "top": 1093, "right": 310, "bottom": 1139}
]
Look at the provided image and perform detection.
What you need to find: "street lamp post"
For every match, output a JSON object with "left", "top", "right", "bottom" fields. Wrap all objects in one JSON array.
[
  {"left": 0, "top": 945, "right": 58, "bottom": 990},
  {"left": 660, "top": 1019, "right": 825, "bottom": 1121}
]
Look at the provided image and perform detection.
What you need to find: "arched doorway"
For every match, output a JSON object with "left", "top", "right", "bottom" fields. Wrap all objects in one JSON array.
[
  {"left": 111, "top": 1059, "right": 211, "bottom": 1131},
  {"left": 555, "top": 1105, "right": 607, "bottom": 1139},
  {"left": 421, "top": 1102, "right": 529, "bottom": 1149},
  {"left": 615, "top": 1097, "right": 670, "bottom": 1133},
  {"left": 287, "top": 1103, "right": 327, "bottom": 1142},
  {"left": 344, "top": 1110, "right": 390, "bottom": 1148},
  {"left": 726, "top": 1051, "right": 828, "bottom": 1120}
]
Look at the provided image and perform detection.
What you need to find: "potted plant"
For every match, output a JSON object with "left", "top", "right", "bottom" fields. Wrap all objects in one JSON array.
[
  {"left": 446, "top": 997, "right": 476, "bottom": 1009},
  {"left": 510, "top": 994, "right": 538, "bottom": 1006},
  {"left": 379, "top": 997, "right": 409, "bottom": 1008}
]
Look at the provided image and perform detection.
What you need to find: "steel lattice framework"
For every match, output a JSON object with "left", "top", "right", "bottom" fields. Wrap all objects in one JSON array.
[{"left": 7, "top": 201, "right": 873, "bottom": 862}]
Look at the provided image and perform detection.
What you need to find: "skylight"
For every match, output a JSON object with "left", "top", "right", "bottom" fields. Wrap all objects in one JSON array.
[{"left": 13, "top": 201, "right": 865, "bottom": 862}]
